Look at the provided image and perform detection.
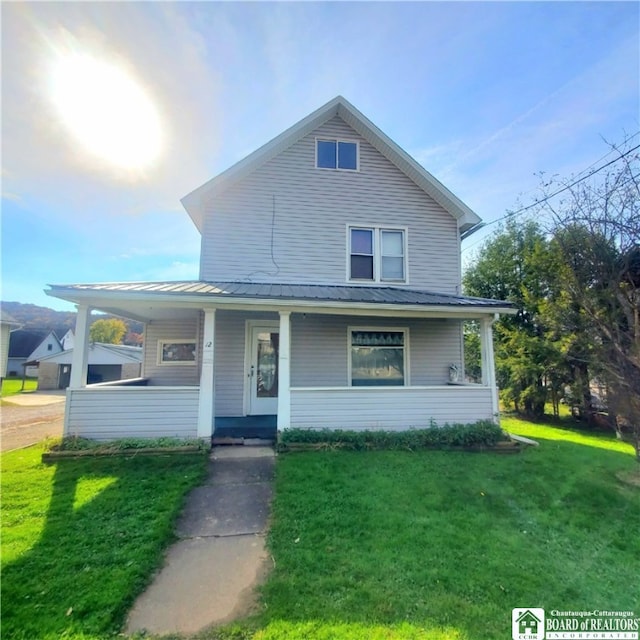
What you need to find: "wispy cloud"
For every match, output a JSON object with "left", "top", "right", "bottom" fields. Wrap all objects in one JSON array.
[{"left": 410, "top": 33, "right": 639, "bottom": 224}]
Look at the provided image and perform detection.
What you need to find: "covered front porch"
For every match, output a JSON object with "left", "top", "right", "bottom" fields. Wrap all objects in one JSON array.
[{"left": 50, "top": 281, "right": 512, "bottom": 442}]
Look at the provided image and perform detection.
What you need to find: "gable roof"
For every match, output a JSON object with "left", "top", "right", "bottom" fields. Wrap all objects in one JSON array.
[
  {"left": 8, "top": 330, "right": 48, "bottom": 358},
  {"left": 26, "top": 330, "right": 63, "bottom": 361},
  {"left": 181, "top": 96, "right": 482, "bottom": 235}
]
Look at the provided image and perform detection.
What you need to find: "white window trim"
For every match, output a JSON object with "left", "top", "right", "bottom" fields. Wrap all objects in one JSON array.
[
  {"left": 157, "top": 339, "right": 197, "bottom": 366},
  {"left": 347, "top": 326, "right": 410, "bottom": 387},
  {"left": 315, "top": 137, "right": 360, "bottom": 172},
  {"left": 346, "top": 224, "right": 408, "bottom": 283}
]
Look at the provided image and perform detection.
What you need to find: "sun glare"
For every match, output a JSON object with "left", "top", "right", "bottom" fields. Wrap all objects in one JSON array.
[{"left": 50, "top": 53, "right": 162, "bottom": 170}]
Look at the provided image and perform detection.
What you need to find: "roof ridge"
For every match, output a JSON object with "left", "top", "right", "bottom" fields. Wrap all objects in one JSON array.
[{"left": 180, "top": 96, "right": 481, "bottom": 233}]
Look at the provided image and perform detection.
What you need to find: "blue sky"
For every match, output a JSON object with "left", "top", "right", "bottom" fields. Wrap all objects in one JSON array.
[{"left": 2, "top": 1, "right": 638, "bottom": 311}]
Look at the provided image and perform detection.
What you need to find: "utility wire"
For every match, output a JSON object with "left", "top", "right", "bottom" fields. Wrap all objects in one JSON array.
[
  {"left": 470, "top": 132, "right": 640, "bottom": 220},
  {"left": 462, "top": 142, "right": 640, "bottom": 254}
]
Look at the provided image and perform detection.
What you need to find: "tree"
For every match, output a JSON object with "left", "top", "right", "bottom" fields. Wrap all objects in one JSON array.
[
  {"left": 534, "top": 138, "right": 640, "bottom": 459},
  {"left": 464, "top": 219, "right": 564, "bottom": 418},
  {"left": 463, "top": 321, "right": 482, "bottom": 383},
  {"left": 89, "top": 318, "right": 127, "bottom": 344},
  {"left": 124, "top": 331, "right": 143, "bottom": 346}
]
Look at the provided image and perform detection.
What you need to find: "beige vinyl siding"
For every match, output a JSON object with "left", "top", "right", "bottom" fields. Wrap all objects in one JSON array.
[
  {"left": 212, "top": 311, "right": 245, "bottom": 416},
  {"left": 65, "top": 387, "right": 199, "bottom": 440},
  {"left": 290, "top": 386, "right": 494, "bottom": 429},
  {"left": 291, "top": 314, "right": 462, "bottom": 387},
  {"left": 144, "top": 315, "right": 201, "bottom": 386},
  {"left": 200, "top": 116, "right": 460, "bottom": 292},
  {"left": 214, "top": 310, "right": 278, "bottom": 416}
]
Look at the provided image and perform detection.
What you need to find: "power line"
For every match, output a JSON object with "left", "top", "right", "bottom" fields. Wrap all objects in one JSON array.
[
  {"left": 462, "top": 142, "right": 640, "bottom": 254},
  {"left": 477, "top": 132, "right": 640, "bottom": 219}
]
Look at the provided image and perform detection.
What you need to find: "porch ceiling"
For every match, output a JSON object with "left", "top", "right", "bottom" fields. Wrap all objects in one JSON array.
[{"left": 46, "top": 280, "right": 516, "bottom": 321}]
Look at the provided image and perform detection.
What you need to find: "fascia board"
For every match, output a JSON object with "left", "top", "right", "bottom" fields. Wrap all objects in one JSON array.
[
  {"left": 336, "top": 100, "right": 481, "bottom": 229},
  {"left": 181, "top": 96, "right": 345, "bottom": 231}
]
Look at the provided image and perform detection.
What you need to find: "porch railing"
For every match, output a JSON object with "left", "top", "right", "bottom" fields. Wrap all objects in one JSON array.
[
  {"left": 65, "top": 385, "right": 200, "bottom": 441},
  {"left": 289, "top": 385, "right": 495, "bottom": 430}
]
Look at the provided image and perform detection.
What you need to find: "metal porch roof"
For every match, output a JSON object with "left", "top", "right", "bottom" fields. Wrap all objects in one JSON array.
[{"left": 47, "top": 280, "right": 514, "bottom": 311}]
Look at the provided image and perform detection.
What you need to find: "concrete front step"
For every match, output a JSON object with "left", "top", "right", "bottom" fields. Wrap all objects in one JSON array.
[{"left": 212, "top": 437, "right": 275, "bottom": 447}]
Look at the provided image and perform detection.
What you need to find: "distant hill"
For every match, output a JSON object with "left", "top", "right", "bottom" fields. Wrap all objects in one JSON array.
[{"left": 1, "top": 302, "right": 144, "bottom": 345}]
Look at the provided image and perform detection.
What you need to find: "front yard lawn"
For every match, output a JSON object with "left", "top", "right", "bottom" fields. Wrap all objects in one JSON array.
[
  {"left": 1, "top": 446, "right": 206, "bottom": 639},
  {"left": 1, "top": 417, "right": 638, "bottom": 640},
  {"left": 252, "top": 417, "right": 640, "bottom": 640},
  {"left": 1, "top": 377, "right": 38, "bottom": 397}
]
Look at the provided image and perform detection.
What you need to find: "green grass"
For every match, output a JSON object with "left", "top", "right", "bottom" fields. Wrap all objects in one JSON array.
[
  {"left": 2, "top": 417, "right": 639, "bottom": 640},
  {"left": 1, "top": 377, "right": 38, "bottom": 396},
  {"left": 1, "top": 445, "right": 207, "bottom": 639},
  {"left": 237, "top": 416, "right": 639, "bottom": 640}
]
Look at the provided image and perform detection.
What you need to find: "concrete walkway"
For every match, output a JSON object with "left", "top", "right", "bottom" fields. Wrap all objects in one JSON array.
[{"left": 125, "top": 446, "right": 275, "bottom": 636}]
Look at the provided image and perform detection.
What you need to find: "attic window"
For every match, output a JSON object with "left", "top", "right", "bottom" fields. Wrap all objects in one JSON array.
[{"left": 316, "top": 139, "right": 358, "bottom": 171}]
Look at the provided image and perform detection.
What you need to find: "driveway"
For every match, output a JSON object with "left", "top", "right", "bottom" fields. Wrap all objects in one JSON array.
[{"left": 1, "top": 392, "right": 65, "bottom": 452}]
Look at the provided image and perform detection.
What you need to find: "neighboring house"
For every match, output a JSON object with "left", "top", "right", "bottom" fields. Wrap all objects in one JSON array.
[
  {"left": 1, "top": 311, "right": 21, "bottom": 381},
  {"left": 36, "top": 343, "right": 143, "bottom": 390},
  {"left": 23, "top": 330, "right": 64, "bottom": 376},
  {"left": 6, "top": 329, "right": 58, "bottom": 377},
  {"left": 60, "top": 329, "right": 75, "bottom": 351},
  {"left": 47, "top": 96, "right": 514, "bottom": 441}
]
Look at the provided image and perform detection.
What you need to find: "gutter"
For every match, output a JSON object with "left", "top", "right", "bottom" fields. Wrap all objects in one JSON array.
[{"left": 460, "top": 222, "right": 486, "bottom": 241}]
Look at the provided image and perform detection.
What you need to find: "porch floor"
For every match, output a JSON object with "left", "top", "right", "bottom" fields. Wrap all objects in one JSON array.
[{"left": 214, "top": 415, "right": 277, "bottom": 439}]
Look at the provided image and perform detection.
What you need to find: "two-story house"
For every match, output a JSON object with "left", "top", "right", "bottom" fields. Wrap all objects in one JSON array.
[{"left": 47, "top": 96, "right": 514, "bottom": 442}]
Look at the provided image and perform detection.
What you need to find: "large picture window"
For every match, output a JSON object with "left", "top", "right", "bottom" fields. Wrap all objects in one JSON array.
[
  {"left": 349, "top": 329, "right": 407, "bottom": 386},
  {"left": 349, "top": 226, "right": 406, "bottom": 282}
]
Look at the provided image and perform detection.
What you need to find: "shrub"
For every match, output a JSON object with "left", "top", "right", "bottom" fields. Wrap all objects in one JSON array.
[
  {"left": 46, "top": 436, "right": 208, "bottom": 452},
  {"left": 278, "top": 420, "right": 504, "bottom": 451}
]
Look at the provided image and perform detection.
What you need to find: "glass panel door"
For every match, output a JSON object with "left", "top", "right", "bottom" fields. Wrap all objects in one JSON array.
[
  {"left": 256, "top": 332, "right": 279, "bottom": 399},
  {"left": 249, "top": 326, "right": 279, "bottom": 415}
]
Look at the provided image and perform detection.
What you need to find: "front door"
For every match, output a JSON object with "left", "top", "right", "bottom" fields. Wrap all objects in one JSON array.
[{"left": 248, "top": 325, "right": 279, "bottom": 415}]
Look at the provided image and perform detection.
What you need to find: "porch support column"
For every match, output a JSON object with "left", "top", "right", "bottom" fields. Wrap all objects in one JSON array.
[
  {"left": 480, "top": 314, "right": 499, "bottom": 422},
  {"left": 69, "top": 304, "right": 91, "bottom": 389},
  {"left": 277, "top": 311, "right": 291, "bottom": 430},
  {"left": 197, "top": 308, "right": 216, "bottom": 439}
]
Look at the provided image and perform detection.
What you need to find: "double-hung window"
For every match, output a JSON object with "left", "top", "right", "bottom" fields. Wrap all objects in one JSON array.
[
  {"left": 349, "top": 226, "right": 406, "bottom": 282},
  {"left": 316, "top": 139, "right": 358, "bottom": 170},
  {"left": 350, "top": 328, "right": 407, "bottom": 386}
]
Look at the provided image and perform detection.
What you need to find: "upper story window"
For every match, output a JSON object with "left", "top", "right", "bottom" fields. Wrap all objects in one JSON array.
[
  {"left": 349, "top": 226, "right": 407, "bottom": 283},
  {"left": 316, "top": 139, "right": 358, "bottom": 171}
]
